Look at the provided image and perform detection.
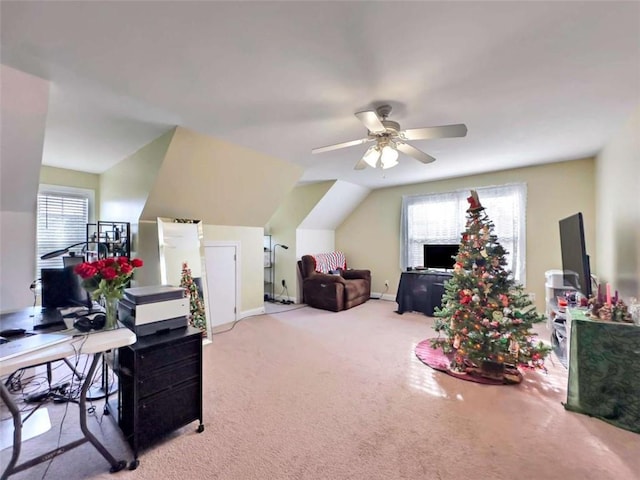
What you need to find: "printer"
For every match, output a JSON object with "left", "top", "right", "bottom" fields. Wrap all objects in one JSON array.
[{"left": 118, "top": 285, "right": 189, "bottom": 336}]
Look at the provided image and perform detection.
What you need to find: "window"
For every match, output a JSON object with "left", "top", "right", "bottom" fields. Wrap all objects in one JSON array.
[
  {"left": 400, "top": 183, "right": 527, "bottom": 283},
  {"left": 36, "top": 185, "right": 93, "bottom": 278}
]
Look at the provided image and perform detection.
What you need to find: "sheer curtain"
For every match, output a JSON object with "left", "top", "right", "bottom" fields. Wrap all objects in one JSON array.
[{"left": 400, "top": 183, "right": 527, "bottom": 284}]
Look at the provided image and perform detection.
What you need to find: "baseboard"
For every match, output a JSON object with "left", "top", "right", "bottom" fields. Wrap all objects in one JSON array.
[
  {"left": 370, "top": 292, "right": 396, "bottom": 302},
  {"left": 240, "top": 306, "right": 265, "bottom": 319}
]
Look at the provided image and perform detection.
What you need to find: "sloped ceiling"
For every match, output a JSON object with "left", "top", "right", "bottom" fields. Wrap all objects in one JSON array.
[
  {"left": 0, "top": 65, "right": 49, "bottom": 212},
  {"left": 267, "top": 181, "right": 335, "bottom": 235},
  {"left": 299, "top": 181, "right": 370, "bottom": 230},
  {"left": 141, "top": 127, "right": 303, "bottom": 226},
  {"left": 100, "top": 129, "right": 175, "bottom": 224}
]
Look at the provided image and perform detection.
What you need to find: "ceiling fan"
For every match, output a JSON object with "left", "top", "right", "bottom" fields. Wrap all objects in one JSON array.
[{"left": 312, "top": 105, "right": 467, "bottom": 170}]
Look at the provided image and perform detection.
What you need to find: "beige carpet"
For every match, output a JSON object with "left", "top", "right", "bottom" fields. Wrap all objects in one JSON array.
[{"left": 2, "top": 300, "right": 639, "bottom": 480}]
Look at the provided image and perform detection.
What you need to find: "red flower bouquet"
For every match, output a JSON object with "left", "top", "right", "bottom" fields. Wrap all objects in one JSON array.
[{"left": 75, "top": 257, "right": 143, "bottom": 328}]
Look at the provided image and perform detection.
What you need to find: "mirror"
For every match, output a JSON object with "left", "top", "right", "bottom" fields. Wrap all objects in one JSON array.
[{"left": 157, "top": 217, "right": 212, "bottom": 343}]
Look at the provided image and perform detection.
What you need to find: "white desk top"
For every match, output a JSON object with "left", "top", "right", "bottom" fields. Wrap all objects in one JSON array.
[{"left": 0, "top": 327, "right": 136, "bottom": 377}]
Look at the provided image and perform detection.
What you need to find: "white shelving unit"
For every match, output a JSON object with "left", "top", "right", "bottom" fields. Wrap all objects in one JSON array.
[
  {"left": 544, "top": 269, "right": 576, "bottom": 328},
  {"left": 545, "top": 269, "right": 576, "bottom": 368},
  {"left": 264, "top": 235, "right": 272, "bottom": 300}
]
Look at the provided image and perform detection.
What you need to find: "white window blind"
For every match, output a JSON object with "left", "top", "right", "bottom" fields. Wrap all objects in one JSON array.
[
  {"left": 400, "top": 183, "right": 527, "bottom": 284},
  {"left": 36, "top": 187, "right": 91, "bottom": 278}
]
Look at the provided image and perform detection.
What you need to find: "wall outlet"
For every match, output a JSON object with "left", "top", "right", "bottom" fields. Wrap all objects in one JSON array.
[
  {"left": 384, "top": 280, "right": 389, "bottom": 288},
  {"left": 529, "top": 292, "right": 536, "bottom": 302},
  {"left": 282, "top": 279, "right": 286, "bottom": 287}
]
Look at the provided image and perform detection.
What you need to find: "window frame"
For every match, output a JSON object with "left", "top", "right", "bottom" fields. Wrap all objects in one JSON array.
[
  {"left": 400, "top": 183, "right": 527, "bottom": 285},
  {"left": 36, "top": 184, "right": 95, "bottom": 278}
]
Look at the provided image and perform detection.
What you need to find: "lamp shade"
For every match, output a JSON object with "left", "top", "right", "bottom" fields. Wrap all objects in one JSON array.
[
  {"left": 362, "top": 145, "right": 381, "bottom": 168},
  {"left": 380, "top": 145, "right": 399, "bottom": 169}
]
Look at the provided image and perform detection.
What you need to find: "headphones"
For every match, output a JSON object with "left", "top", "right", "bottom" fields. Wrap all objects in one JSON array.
[{"left": 74, "top": 313, "right": 106, "bottom": 332}]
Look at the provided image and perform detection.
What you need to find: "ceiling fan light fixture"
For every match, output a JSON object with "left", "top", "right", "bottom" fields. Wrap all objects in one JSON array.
[
  {"left": 311, "top": 104, "right": 467, "bottom": 171},
  {"left": 363, "top": 145, "right": 381, "bottom": 168},
  {"left": 380, "top": 145, "right": 399, "bottom": 169}
]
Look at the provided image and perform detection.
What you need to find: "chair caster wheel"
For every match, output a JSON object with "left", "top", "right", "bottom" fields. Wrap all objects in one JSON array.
[
  {"left": 197, "top": 424, "right": 204, "bottom": 433},
  {"left": 129, "top": 459, "right": 139, "bottom": 470}
]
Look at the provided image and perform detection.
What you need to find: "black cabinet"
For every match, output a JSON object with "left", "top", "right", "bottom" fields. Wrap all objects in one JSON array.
[
  {"left": 115, "top": 326, "right": 203, "bottom": 463},
  {"left": 395, "top": 271, "right": 452, "bottom": 316}
]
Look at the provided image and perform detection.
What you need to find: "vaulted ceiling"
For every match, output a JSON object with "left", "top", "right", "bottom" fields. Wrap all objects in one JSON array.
[{"left": 1, "top": 1, "right": 639, "bottom": 189}]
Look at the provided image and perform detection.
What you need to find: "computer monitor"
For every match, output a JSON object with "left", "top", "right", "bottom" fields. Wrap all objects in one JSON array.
[
  {"left": 37, "top": 268, "right": 69, "bottom": 330},
  {"left": 41, "top": 268, "right": 71, "bottom": 308},
  {"left": 42, "top": 256, "right": 87, "bottom": 307},
  {"left": 63, "top": 256, "right": 92, "bottom": 310}
]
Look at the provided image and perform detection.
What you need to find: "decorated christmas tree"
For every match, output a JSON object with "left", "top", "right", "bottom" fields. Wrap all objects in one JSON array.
[
  {"left": 432, "top": 190, "right": 550, "bottom": 375},
  {"left": 180, "top": 261, "right": 207, "bottom": 334}
]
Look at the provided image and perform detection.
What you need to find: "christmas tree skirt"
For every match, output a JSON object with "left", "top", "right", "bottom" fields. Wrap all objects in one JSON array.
[{"left": 415, "top": 339, "right": 523, "bottom": 385}]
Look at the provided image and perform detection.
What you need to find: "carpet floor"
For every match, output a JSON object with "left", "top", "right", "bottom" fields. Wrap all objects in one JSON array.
[{"left": 1, "top": 300, "right": 639, "bottom": 480}]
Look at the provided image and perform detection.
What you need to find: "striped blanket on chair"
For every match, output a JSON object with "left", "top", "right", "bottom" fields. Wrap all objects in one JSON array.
[{"left": 312, "top": 251, "right": 347, "bottom": 274}]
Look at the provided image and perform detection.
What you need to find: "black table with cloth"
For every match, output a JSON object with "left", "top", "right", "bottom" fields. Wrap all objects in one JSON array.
[{"left": 395, "top": 271, "right": 452, "bottom": 316}]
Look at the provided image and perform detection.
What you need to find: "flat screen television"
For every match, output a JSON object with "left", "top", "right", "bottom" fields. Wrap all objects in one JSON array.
[
  {"left": 423, "top": 244, "right": 458, "bottom": 270},
  {"left": 559, "top": 212, "right": 592, "bottom": 297}
]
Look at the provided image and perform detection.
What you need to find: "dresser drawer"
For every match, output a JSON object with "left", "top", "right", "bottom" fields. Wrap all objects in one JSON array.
[
  {"left": 137, "top": 336, "right": 200, "bottom": 372},
  {"left": 137, "top": 359, "right": 199, "bottom": 398}
]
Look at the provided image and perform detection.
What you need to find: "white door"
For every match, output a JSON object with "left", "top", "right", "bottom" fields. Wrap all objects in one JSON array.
[{"left": 204, "top": 244, "right": 237, "bottom": 328}]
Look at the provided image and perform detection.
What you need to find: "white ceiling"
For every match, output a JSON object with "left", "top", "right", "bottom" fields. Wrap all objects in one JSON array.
[{"left": 1, "top": 1, "right": 638, "bottom": 189}]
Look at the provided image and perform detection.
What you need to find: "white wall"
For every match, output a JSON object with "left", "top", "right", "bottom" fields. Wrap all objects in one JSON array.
[
  {"left": 296, "top": 229, "right": 335, "bottom": 259},
  {"left": 298, "top": 180, "right": 370, "bottom": 230},
  {"left": 0, "top": 212, "right": 37, "bottom": 312},
  {"left": 0, "top": 65, "right": 50, "bottom": 312},
  {"left": 595, "top": 106, "right": 640, "bottom": 301}
]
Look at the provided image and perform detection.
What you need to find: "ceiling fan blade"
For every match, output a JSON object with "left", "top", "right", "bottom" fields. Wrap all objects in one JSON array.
[
  {"left": 396, "top": 142, "right": 436, "bottom": 164},
  {"left": 401, "top": 124, "right": 468, "bottom": 141},
  {"left": 354, "top": 158, "right": 368, "bottom": 170},
  {"left": 312, "top": 137, "right": 372, "bottom": 154},
  {"left": 355, "top": 110, "right": 386, "bottom": 134}
]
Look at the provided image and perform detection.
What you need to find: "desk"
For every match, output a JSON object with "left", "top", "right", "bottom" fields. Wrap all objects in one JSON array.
[
  {"left": 395, "top": 271, "right": 452, "bottom": 316},
  {"left": 0, "top": 327, "right": 136, "bottom": 479},
  {"left": 564, "top": 309, "right": 640, "bottom": 434}
]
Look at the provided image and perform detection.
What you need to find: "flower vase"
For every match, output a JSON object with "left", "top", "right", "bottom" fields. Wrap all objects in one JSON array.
[{"left": 103, "top": 296, "right": 120, "bottom": 330}]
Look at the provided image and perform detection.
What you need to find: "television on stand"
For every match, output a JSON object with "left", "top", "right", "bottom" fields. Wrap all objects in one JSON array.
[
  {"left": 423, "top": 244, "right": 458, "bottom": 270},
  {"left": 559, "top": 212, "right": 592, "bottom": 298}
]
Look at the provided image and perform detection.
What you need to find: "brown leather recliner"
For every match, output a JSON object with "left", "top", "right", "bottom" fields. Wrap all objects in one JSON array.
[{"left": 298, "top": 255, "right": 371, "bottom": 312}]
